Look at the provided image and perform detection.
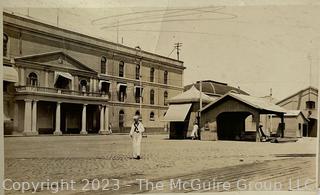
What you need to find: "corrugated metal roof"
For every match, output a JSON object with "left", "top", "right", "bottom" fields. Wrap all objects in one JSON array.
[
  {"left": 201, "top": 92, "right": 287, "bottom": 113},
  {"left": 168, "top": 85, "right": 216, "bottom": 104}
]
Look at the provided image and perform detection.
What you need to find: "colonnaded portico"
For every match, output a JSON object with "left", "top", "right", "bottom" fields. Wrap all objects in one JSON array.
[{"left": 15, "top": 86, "right": 110, "bottom": 136}]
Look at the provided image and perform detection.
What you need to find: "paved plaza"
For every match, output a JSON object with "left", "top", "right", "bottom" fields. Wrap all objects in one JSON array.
[{"left": 4, "top": 135, "right": 316, "bottom": 194}]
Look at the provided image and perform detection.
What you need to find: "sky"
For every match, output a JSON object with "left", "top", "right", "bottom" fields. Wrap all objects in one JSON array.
[{"left": 4, "top": 1, "right": 320, "bottom": 100}]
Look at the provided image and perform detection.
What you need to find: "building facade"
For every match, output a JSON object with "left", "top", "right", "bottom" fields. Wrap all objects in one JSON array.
[
  {"left": 3, "top": 12, "right": 185, "bottom": 135},
  {"left": 276, "top": 87, "right": 318, "bottom": 137}
]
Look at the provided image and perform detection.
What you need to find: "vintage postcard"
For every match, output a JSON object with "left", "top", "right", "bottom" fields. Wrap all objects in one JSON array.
[{"left": 1, "top": 0, "right": 319, "bottom": 194}]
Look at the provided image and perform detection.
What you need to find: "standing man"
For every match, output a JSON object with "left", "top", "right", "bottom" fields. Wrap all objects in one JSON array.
[
  {"left": 130, "top": 115, "right": 145, "bottom": 159},
  {"left": 191, "top": 122, "right": 199, "bottom": 140}
]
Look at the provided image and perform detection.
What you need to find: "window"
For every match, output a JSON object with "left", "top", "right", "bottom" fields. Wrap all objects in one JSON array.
[
  {"left": 101, "top": 57, "right": 107, "bottom": 74},
  {"left": 164, "top": 91, "right": 168, "bottom": 105},
  {"left": 119, "top": 61, "right": 124, "bottom": 77},
  {"left": 135, "top": 86, "right": 143, "bottom": 103},
  {"left": 135, "top": 110, "right": 140, "bottom": 116},
  {"left": 136, "top": 64, "right": 140, "bottom": 80},
  {"left": 80, "top": 80, "right": 88, "bottom": 92},
  {"left": 150, "top": 112, "right": 155, "bottom": 121},
  {"left": 117, "top": 84, "right": 127, "bottom": 102},
  {"left": 100, "top": 81, "right": 110, "bottom": 95},
  {"left": 150, "top": 67, "right": 154, "bottom": 82},
  {"left": 306, "top": 101, "right": 315, "bottom": 109},
  {"left": 150, "top": 89, "right": 155, "bottom": 105},
  {"left": 27, "top": 72, "right": 38, "bottom": 87},
  {"left": 298, "top": 123, "right": 302, "bottom": 130},
  {"left": 3, "top": 34, "right": 8, "bottom": 57},
  {"left": 164, "top": 70, "right": 168, "bottom": 84}
]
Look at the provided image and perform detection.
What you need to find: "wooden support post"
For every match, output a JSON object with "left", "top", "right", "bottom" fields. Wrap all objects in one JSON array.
[
  {"left": 255, "top": 113, "right": 261, "bottom": 142},
  {"left": 280, "top": 114, "right": 285, "bottom": 138}
]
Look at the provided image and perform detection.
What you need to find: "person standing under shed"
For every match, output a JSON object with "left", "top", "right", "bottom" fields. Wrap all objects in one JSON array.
[
  {"left": 130, "top": 115, "right": 145, "bottom": 159},
  {"left": 191, "top": 122, "right": 199, "bottom": 140}
]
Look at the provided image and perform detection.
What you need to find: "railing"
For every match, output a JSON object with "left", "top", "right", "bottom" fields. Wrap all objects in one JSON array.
[{"left": 16, "top": 86, "right": 108, "bottom": 98}]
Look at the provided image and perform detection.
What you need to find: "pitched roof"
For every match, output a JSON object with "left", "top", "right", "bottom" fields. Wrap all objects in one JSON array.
[
  {"left": 272, "top": 110, "right": 309, "bottom": 121},
  {"left": 168, "top": 85, "right": 217, "bottom": 104},
  {"left": 276, "top": 86, "right": 318, "bottom": 105},
  {"left": 201, "top": 92, "right": 287, "bottom": 114},
  {"left": 184, "top": 80, "right": 249, "bottom": 97}
]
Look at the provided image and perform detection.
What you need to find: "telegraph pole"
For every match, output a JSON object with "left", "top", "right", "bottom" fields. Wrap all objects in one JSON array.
[{"left": 174, "top": 42, "right": 182, "bottom": 61}]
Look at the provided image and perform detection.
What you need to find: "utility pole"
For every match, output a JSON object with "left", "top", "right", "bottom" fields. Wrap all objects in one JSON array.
[
  {"left": 135, "top": 46, "right": 142, "bottom": 117},
  {"left": 199, "top": 80, "right": 203, "bottom": 140},
  {"left": 174, "top": 42, "right": 182, "bottom": 61}
]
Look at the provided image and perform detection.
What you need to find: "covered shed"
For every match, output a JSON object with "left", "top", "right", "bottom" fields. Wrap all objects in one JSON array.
[
  {"left": 164, "top": 86, "right": 216, "bottom": 139},
  {"left": 200, "top": 93, "right": 287, "bottom": 142},
  {"left": 269, "top": 110, "right": 309, "bottom": 138}
]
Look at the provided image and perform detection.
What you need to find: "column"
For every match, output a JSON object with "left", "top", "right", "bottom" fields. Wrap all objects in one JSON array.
[
  {"left": 20, "top": 67, "right": 25, "bottom": 86},
  {"left": 54, "top": 102, "right": 62, "bottom": 135},
  {"left": 80, "top": 104, "right": 88, "bottom": 135},
  {"left": 31, "top": 100, "right": 38, "bottom": 135},
  {"left": 89, "top": 78, "right": 93, "bottom": 93},
  {"left": 104, "top": 106, "right": 109, "bottom": 133},
  {"left": 93, "top": 79, "right": 97, "bottom": 92},
  {"left": 44, "top": 71, "right": 49, "bottom": 88},
  {"left": 99, "top": 105, "right": 108, "bottom": 134},
  {"left": 23, "top": 99, "right": 32, "bottom": 135}
]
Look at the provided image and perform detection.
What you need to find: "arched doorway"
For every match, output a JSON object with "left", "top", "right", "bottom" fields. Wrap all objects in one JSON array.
[
  {"left": 119, "top": 110, "right": 125, "bottom": 132},
  {"left": 217, "top": 112, "right": 252, "bottom": 141}
]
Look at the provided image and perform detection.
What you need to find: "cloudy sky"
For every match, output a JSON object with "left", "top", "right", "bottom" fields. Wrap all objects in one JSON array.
[{"left": 4, "top": 0, "right": 320, "bottom": 100}]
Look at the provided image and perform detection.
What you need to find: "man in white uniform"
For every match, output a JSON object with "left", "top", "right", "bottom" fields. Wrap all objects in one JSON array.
[
  {"left": 191, "top": 122, "right": 199, "bottom": 140},
  {"left": 129, "top": 115, "right": 145, "bottom": 159}
]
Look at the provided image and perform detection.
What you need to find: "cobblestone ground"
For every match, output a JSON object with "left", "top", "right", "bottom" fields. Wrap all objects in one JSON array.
[{"left": 4, "top": 135, "right": 316, "bottom": 194}]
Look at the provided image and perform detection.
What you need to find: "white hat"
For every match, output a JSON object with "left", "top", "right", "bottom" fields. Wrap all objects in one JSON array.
[{"left": 133, "top": 115, "right": 139, "bottom": 120}]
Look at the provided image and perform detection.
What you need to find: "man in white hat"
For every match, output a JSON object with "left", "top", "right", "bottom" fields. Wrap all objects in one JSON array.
[{"left": 129, "top": 115, "right": 145, "bottom": 159}]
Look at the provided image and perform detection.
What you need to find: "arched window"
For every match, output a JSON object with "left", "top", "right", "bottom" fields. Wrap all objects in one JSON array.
[
  {"left": 119, "top": 61, "right": 124, "bottom": 77},
  {"left": 3, "top": 34, "right": 8, "bottom": 57},
  {"left": 101, "top": 56, "right": 107, "bottom": 74},
  {"left": 150, "top": 89, "right": 155, "bottom": 105},
  {"left": 164, "top": 70, "right": 168, "bottom": 84},
  {"left": 150, "top": 112, "right": 155, "bottom": 121},
  {"left": 28, "top": 72, "right": 38, "bottom": 87},
  {"left": 80, "top": 79, "right": 88, "bottom": 92},
  {"left": 150, "top": 67, "right": 154, "bottom": 82},
  {"left": 136, "top": 64, "right": 140, "bottom": 80},
  {"left": 135, "top": 110, "right": 140, "bottom": 116},
  {"left": 119, "top": 110, "right": 125, "bottom": 129},
  {"left": 164, "top": 91, "right": 168, "bottom": 105}
]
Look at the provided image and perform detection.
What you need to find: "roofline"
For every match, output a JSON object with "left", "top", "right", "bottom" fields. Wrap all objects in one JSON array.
[
  {"left": 276, "top": 86, "right": 319, "bottom": 105},
  {"left": 3, "top": 12, "right": 185, "bottom": 69},
  {"left": 201, "top": 92, "right": 286, "bottom": 114},
  {"left": 14, "top": 50, "right": 97, "bottom": 73}
]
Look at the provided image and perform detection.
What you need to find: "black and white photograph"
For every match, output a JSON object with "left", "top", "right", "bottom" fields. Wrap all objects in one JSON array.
[{"left": 0, "top": 0, "right": 319, "bottom": 194}]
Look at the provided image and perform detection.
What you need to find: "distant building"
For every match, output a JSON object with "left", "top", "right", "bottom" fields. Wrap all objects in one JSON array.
[
  {"left": 164, "top": 86, "right": 215, "bottom": 139},
  {"left": 184, "top": 80, "right": 249, "bottom": 97},
  {"left": 2, "top": 12, "right": 185, "bottom": 135},
  {"left": 276, "top": 87, "right": 318, "bottom": 137}
]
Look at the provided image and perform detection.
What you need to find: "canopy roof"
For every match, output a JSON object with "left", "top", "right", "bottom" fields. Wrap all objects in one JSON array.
[
  {"left": 3, "top": 65, "right": 18, "bottom": 83},
  {"left": 163, "top": 103, "right": 192, "bottom": 122},
  {"left": 201, "top": 92, "right": 287, "bottom": 114},
  {"left": 167, "top": 85, "right": 216, "bottom": 104}
]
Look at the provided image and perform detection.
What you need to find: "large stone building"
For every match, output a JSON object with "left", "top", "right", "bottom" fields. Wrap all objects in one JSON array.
[{"left": 2, "top": 12, "right": 185, "bottom": 135}]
